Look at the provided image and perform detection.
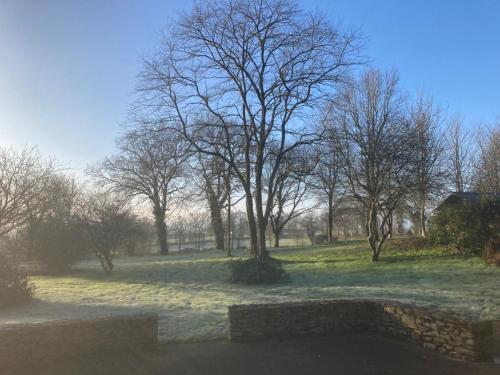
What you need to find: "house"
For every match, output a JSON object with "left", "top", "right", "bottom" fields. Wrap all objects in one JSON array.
[{"left": 435, "top": 192, "right": 500, "bottom": 211}]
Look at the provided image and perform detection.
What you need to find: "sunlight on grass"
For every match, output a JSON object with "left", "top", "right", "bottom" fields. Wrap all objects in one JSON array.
[{"left": 0, "top": 241, "right": 498, "bottom": 342}]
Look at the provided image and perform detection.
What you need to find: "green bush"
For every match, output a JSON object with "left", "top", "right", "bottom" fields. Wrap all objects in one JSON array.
[
  {"left": 228, "top": 257, "right": 288, "bottom": 284},
  {"left": 429, "top": 199, "right": 500, "bottom": 257},
  {"left": 0, "top": 254, "right": 35, "bottom": 308},
  {"left": 25, "top": 218, "right": 89, "bottom": 274},
  {"left": 389, "top": 237, "right": 430, "bottom": 252}
]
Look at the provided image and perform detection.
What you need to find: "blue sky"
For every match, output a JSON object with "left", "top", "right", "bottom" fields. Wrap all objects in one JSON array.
[{"left": 1, "top": 0, "right": 499, "bottom": 170}]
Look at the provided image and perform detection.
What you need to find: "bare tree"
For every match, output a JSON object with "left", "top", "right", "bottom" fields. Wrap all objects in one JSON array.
[
  {"left": 231, "top": 210, "right": 248, "bottom": 251},
  {"left": 332, "top": 69, "right": 415, "bottom": 261},
  {"left": 189, "top": 211, "right": 208, "bottom": 251},
  {"left": 0, "top": 147, "right": 54, "bottom": 237},
  {"left": 90, "top": 126, "right": 190, "bottom": 255},
  {"left": 302, "top": 213, "right": 319, "bottom": 245},
  {"left": 312, "top": 126, "right": 343, "bottom": 244},
  {"left": 196, "top": 152, "right": 230, "bottom": 251},
  {"left": 171, "top": 216, "right": 187, "bottom": 252},
  {"left": 331, "top": 198, "right": 360, "bottom": 240},
  {"left": 409, "top": 95, "right": 448, "bottom": 237},
  {"left": 447, "top": 117, "right": 476, "bottom": 192},
  {"left": 82, "top": 191, "right": 133, "bottom": 272},
  {"left": 474, "top": 123, "right": 500, "bottom": 193},
  {"left": 268, "top": 147, "right": 314, "bottom": 248},
  {"left": 136, "top": 0, "right": 361, "bottom": 258}
]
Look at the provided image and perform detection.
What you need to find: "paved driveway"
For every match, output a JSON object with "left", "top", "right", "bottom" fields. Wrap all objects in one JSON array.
[{"left": 10, "top": 334, "right": 500, "bottom": 375}]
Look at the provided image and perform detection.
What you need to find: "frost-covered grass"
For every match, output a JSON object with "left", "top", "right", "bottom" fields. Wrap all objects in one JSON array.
[{"left": 0, "top": 240, "right": 498, "bottom": 342}]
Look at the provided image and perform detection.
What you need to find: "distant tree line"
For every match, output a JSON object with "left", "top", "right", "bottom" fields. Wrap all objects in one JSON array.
[
  {"left": 123, "top": 0, "right": 498, "bottom": 261},
  {"left": 1, "top": 0, "right": 499, "bottom": 270}
]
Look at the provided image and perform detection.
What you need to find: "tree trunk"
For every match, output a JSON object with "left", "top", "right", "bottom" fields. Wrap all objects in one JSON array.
[
  {"left": 212, "top": 210, "right": 225, "bottom": 250},
  {"left": 367, "top": 203, "right": 380, "bottom": 262},
  {"left": 207, "top": 187, "right": 225, "bottom": 250},
  {"left": 387, "top": 212, "right": 393, "bottom": 239},
  {"left": 254, "top": 175, "right": 268, "bottom": 258},
  {"left": 273, "top": 231, "right": 280, "bottom": 248},
  {"left": 364, "top": 214, "right": 370, "bottom": 236},
  {"left": 256, "top": 216, "right": 268, "bottom": 258},
  {"left": 154, "top": 211, "right": 168, "bottom": 255},
  {"left": 328, "top": 194, "right": 334, "bottom": 243},
  {"left": 226, "top": 196, "right": 232, "bottom": 257},
  {"left": 244, "top": 191, "right": 259, "bottom": 257},
  {"left": 419, "top": 207, "right": 427, "bottom": 238},
  {"left": 97, "top": 253, "right": 114, "bottom": 273},
  {"left": 253, "top": 146, "right": 270, "bottom": 259}
]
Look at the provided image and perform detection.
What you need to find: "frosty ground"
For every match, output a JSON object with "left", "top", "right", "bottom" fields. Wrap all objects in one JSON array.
[{"left": 1, "top": 240, "right": 498, "bottom": 342}]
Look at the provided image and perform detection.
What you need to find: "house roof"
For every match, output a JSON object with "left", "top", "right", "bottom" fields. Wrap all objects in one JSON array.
[{"left": 436, "top": 191, "right": 500, "bottom": 210}]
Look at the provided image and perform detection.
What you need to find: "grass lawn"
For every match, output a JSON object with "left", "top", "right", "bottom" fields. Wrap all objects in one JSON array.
[{"left": 0, "top": 240, "right": 498, "bottom": 342}]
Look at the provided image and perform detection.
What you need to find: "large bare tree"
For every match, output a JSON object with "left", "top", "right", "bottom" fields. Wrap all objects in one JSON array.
[
  {"left": 312, "top": 125, "right": 343, "bottom": 244},
  {"left": 410, "top": 95, "right": 448, "bottom": 237},
  {"left": 136, "top": 0, "right": 361, "bottom": 258},
  {"left": 90, "top": 126, "right": 190, "bottom": 255},
  {"left": 331, "top": 69, "right": 415, "bottom": 261}
]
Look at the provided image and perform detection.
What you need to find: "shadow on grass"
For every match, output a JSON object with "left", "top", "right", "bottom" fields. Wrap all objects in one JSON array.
[
  {"left": 0, "top": 299, "right": 157, "bottom": 324},
  {"left": 62, "top": 249, "right": 488, "bottom": 292},
  {"left": 380, "top": 253, "right": 466, "bottom": 263},
  {"left": 280, "top": 259, "right": 337, "bottom": 264}
]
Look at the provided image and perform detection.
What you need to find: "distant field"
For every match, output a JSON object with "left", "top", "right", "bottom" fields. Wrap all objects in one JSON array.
[{"left": 0, "top": 241, "right": 499, "bottom": 342}]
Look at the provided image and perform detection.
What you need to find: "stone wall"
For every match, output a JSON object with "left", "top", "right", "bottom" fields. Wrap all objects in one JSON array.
[
  {"left": 374, "top": 302, "right": 493, "bottom": 361},
  {"left": 0, "top": 313, "right": 158, "bottom": 372},
  {"left": 227, "top": 299, "right": 494, "bottom": 362}
]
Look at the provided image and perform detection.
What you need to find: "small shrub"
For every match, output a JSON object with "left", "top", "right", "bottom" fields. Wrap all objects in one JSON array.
[
  {"left": 0, "top": 254, "right": 35, "bottom": 308},
  {"left": 389, "top": 237, "right": 430, "bottom": 252},
  {"left": 313, "top": 234, "right": 329, "bottom": 245},
  {"left": 228, "top": 257, "right": 288, "bottom": 284}
]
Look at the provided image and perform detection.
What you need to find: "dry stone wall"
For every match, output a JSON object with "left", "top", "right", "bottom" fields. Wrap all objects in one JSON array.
[
  {"left": 228, "top": 299, "right": 494, "bottom": 362},
  {"left": 0, "top": 313, "right": 158, "bottom": 372}
]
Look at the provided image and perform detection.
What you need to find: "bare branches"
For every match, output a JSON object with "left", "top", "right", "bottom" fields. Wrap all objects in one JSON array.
[
  {"left": 0, "top": 147, "right": 55, "bottom": 237},
  {"left": 474, "top": 123, "right": 500, "bottom": 194},
  {"left": 311, "top": 121, "right": 343, "bottom": 244},
  {"left": 136, "top": 0, "right": 361, "bottom": 257},
  {"left": 446, "top": 117, "right": 476, "bottom": 192},
  {"left": 410, "top": 94, "right": 448, "bottom": 237},
  {"left": 89, "top": 125, "right": 191, "bottom": 255},
  {"left": 330, "top": 69, "right": 415, "bottom": 260},
  {"left": 268, "top": 145, "right": 315, "bottom": 247},
  {"left": 81, "top": 190, "right": 134, "bottom": 272}
]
